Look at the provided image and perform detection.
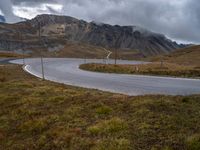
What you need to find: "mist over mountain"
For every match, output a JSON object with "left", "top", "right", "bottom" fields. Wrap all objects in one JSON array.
[
  {"left": 26, "top": 14, "right": 185, "bottom": 55},
  {"left": 0, "top": 14, "right": 187, "bottom": 56}
]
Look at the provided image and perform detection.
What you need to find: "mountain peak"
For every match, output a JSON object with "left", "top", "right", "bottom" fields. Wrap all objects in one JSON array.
[
  {"left": 23, "top": 14, "right": 183, "bottom": 56},
  {"left": 27, "top": 14, "right": 81, "bottom": 28},
  {"left": 0, "top": 14, "right": 185, "bottom": 56}
]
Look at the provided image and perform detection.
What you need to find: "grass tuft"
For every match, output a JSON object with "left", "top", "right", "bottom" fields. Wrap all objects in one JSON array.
[
  {"left": 92, "top": 138, "right": 131, "bottom": 150},
  {"left": 95, "top": 105, "right": 112, "bottom": 116},
  {"left": 88, "top": 117, "right": 128, "bottom": 136},
  {"left": 186, "top": 134, "right": 200, "bottom": 150}
]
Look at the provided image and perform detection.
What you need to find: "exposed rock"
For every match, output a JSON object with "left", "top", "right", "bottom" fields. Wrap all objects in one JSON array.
[{"left": 0, "top": 14, "right": 187, "bottom": 56}]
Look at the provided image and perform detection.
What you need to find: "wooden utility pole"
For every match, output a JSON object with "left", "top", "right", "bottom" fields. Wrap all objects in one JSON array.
[
  {"left": 84, "top": 55, "right": 86, "bottom": 64},
  {"left": 114, "top": 48, "right": 117, "bottom": 65},
  {"left": 160, "top": 58, "right": 164, "bottom": 68},
  {"left": 20, "top": 32, "right": 25, "bottom": 66},
  {"left": 38, "top": 22, "right": 45, "bottom": 80}
]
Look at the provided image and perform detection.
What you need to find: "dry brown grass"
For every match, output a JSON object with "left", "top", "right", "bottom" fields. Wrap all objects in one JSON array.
[
  {"left": 152, "top": 45, "right": 200, "bottom": 67},
  {"left": 109, "top": 49, "right": 144, "bottom": 60},
  {"left": 0, "top": 64, "right": 200, "bottom": 150},
  {"left": 47, "top": 42, "right": 142, "bottom": 59},
  {"left": 79, "top": 45, "right": 200, "bottom": 78},
  {"left": 51, "top": 42, "right": 107, "bottom": 58},
  {"left": 80, "top": 62, "right": 200, "bottom": 78},
  {"left": 0, "top": 51, "right": 25, "bottom": 58}
]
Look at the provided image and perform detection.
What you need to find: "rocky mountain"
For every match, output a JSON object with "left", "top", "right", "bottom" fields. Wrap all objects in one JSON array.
[{"left": 0, "top": 14, "right": 186, "bottom": 57}]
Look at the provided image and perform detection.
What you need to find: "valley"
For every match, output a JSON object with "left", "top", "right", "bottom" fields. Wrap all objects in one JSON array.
[
  {"left": 0, "top": 13, "right": 200, "bottom": 150},
  {"left": 80, "top": 45, "right": 200, "bottom": 78}
]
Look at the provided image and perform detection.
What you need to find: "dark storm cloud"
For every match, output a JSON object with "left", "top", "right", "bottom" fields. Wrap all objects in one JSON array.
[
  {"left": 0, "top": 0, "right": 20, "bottom": 22},
  {"left": 11, "top": 0, "right": 57, "bottom": 5},
  {"left": 1, "top": 0, "right": 200, "bottom": 43},
  {"left": 57, "top": 0, "right": 200, "bottom": 43}
]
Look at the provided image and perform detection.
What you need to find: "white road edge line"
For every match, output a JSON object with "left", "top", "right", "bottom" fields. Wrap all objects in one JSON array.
[
  {"left": 21, "top": 59, "right": 200, "bottom": 83},
  {"left": 10, "top": 58, "right": 200, "bottom": 95},
  {"left": 23, "top": 64, "right": 133, "bottom": 95},
  {"left": 23, "top": 65, "right": 42, "bottom": 79}
]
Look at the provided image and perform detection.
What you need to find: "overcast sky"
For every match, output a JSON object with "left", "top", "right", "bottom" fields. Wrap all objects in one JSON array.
[{"left": 0, "top": 0, "right": 199, "bottom": 44}]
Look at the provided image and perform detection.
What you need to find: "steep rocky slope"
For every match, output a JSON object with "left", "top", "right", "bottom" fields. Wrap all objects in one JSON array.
[{"left": 0, "top": 14, "right": 186, "bottom": 57}]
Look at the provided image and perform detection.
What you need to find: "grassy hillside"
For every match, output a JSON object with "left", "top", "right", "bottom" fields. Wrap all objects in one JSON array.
[
  {"left": 0, "top": 51, "right": 25, "bottom": 58},
  {"left": 48, "top": 42, "right": 107, "bottom": 58},
  {"left": 0, "top": 41, "right": 143, "bottom": 60},
  {"left": 109, "top": 49, "right": 144, "bottom": 60},
  {"left": 37, "top": 45, "right": 143, "bottom": 60},
  {"left": 0, "top": 65, "right": 200, "bottom": 150},
  {"left": 80, "top": 45, "right": 200, "bottom": 78},
  {"left": 0, "top": 41, "right": 108, "bottom": 59},
  {"left": 152, "top": 45, "right": 200, "bottom": 66}
]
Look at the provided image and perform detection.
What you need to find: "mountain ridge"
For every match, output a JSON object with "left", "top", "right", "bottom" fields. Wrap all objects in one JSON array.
[
  {"left": 24, "top": 14, "right": 184, "bottom": 56},
  {"left": 0, "top": 14, "right": 187, "bottom": 57}
]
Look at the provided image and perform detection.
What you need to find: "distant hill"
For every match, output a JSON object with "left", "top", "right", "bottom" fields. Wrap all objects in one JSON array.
[
  {"left": 153, "top": 45, "right": 200, "bottom": 66},
  {"left": 0, "top": 14, "right": 187, "bottom": 58}
]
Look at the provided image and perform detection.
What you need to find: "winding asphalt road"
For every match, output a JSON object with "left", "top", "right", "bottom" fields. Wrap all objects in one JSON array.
[{"left": 11, "top": 58, "right": 200, "bottom": 96}]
